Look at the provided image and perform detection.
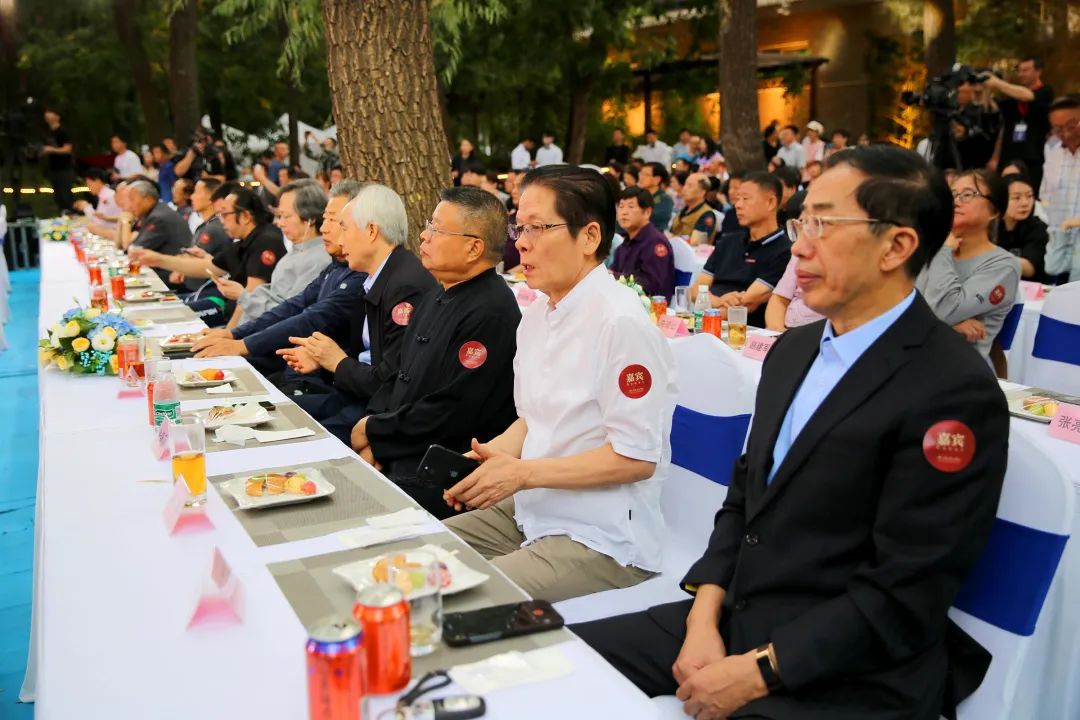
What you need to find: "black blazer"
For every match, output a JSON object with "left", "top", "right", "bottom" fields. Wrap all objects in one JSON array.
[
  {"left": 671, "top": 294, "right": 1008, "bottom": 720},
  {"left": 333, "top": 247, "right": 437, "bottom": 402}
]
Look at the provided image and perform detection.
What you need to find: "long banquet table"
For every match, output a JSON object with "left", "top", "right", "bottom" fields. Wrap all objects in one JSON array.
[{"left": 23, "top": 239, "right": 657, "bottom": 718}]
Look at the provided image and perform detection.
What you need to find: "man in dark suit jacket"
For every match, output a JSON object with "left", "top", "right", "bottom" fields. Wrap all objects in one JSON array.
[
  {"left": 278, "top": 184, "right": 436, "bottom": 444},
  {"left": 574, "top": 146, "right": 1008, "bottom": 720}
]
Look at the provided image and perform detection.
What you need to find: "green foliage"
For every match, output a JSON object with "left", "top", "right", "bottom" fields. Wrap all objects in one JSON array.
[
  {"left": 213, "top": 0, "right": 324, "bottom": 88},
  {"left": 431, "top": 0, "right": 510, "bottom": 86}
]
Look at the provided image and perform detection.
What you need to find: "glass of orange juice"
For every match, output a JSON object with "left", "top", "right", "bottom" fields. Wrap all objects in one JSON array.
[{"left": 170, "top": 418, "right": 207, "bottom": 506}]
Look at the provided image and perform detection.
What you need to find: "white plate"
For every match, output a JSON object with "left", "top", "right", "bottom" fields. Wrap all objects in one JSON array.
[
  {"left": 129, "top": 318, "right": 156, "bottom": 329},
  {"left": 332, "top": 544, "right": 489, "bottom": 598},
  {"left": 196, "top": 403, "right": 272, "bottom": 429},
  {"left": 221, "top": 467, "right": 335, "bottom": 510},
  {"left": 124, "top": 277, "right": 150, "bottom": 288},
  {"left": 125, "top": 292, "right": 177, "bottom": 304},
  {"left": 177, "top": 369, "right": 238, "bottom": 388},
  {"left": 161, "top": 335, "right": 199, "bottom": 350}
]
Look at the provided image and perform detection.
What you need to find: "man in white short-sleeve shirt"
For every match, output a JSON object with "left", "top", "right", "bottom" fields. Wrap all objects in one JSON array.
[
  {"left": 444, "top": 165, "right": 677, "bottom": 602},
  {"left": 111, "top": 135, "right": 143, "bottom": 179}
]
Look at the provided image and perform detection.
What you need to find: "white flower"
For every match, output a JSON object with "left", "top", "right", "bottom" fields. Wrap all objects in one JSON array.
[
  {"left": 91, "top": 334, "right": 115, "bottom": 352},
  {"left": 49, "top": 323, "right": 61, "bottom": 335},
  {"left": 84, "top": 308, "right": 101, "bottom": 319},
  {"left": 50, "top": 332, "right": 62, "bottom": 349}
]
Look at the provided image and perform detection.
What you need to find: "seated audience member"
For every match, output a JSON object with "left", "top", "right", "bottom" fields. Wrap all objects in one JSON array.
[
  {"left": 75, "top": 168, "right": 121, "bottom": 232},
  {"left": 190, "top": 185, "right": 365, "bottom": 370},
  {"left": 1043, "top": 96, "right": 1080, "bottom": 282},
  {"left": 610, "top": 187, "right": 675, "bottom": 299},
  {"left": 574, "top": 145, "right": 1007, "bottom": 720},
  {"left": 639, "top": 161, "right": 674, "bottom": 231},
  {"left": 279, "top": 182, "right": 437, "bottom": 441},
  {"left": 716, "top": 171, "right": 747, "bottom": 239},
  {"left": 765, "top": 255, "right": 825, "bottom": 331},
  {"left": 671, "top": 172, "right": 718, "bottom": 245},
  {"left": 998, "top": 174, "right": 1050, "bottom": 282},
  {"left": 125, "top": 180, "right": 191, "bottom": 283},
  {"left": 172, "top": 177, "right": 196, "bottom": 230},
  {"left": 689, "top": 172, "right": 791, "bottom": 327},
  {"left": 773, "top": 165, "right": 804, "bottom": 225},
  {"left": 130, "top": 188, "right": 285, "bottom": 327},
  {"left": 170, "top": 178, "right": 234, "bottom": 295},
  {"left": 206, "top": 179, "right": 331, "bottom": 326},
  {"left": 349, "top": 187, "right": 520, "bottom": 517},
  {"left": 916, "top": 170, "right": 1021, "bottom": 363},
  {"left": 622, "top": 165, "right": 639, "bottom": 189},
  {"left": 443, "top": 165, "right": 677, "bottom": 602}
]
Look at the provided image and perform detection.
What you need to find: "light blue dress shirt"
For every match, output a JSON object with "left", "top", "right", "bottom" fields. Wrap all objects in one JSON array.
[
  {"left": 357, "top": 252, "right": 391, "bottom": 365},
  {"left": 768, "top": 290, "right": 917, "bottom": 484}
]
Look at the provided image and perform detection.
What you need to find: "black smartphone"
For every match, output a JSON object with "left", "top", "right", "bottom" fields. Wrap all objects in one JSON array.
[
  {"left": 417, "top": 444, "right": 480, "bottom": 489},
  {"left": 442, "top": 600, "right": 564, "bottom": 647},
  {"left": 258, "top": 401, "right": 276, "bottom": 411}
]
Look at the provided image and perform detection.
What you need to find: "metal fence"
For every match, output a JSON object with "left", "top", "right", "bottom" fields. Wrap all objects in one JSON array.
[{"left": 2, "top": 219, "right": 40, "bottom": 270}]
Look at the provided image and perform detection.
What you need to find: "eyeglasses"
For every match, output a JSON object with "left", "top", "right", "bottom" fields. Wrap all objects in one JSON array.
[
  {"left": 786, "top": 215, "right": 895, "bottom": 241},
  {"left": 1051, "top": 118, "right": 1079, "bottom": 137},
  {"left": 952, "top": 189, "right": 985, "bottom": 205},
  {"left": 423, "top": 219, "right": 480, "bottom": 240},
  {"left": 509, "top": 222, "right": 568, "bottom": 241}
]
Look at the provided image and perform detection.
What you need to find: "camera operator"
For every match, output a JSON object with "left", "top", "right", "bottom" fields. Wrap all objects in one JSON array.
[
  {"left": 951, "top": 81, "right": 1001, "bottom": 171},
  {"left": 984, "top": 56, "right": 1053, "bottom": 192},
  {"left": 174, "top": 128, "right": 216, "bottom": 181}
]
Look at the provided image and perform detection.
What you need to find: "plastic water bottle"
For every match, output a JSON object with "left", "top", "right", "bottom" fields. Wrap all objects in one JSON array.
[
  {"left": 693, "top": 285, "right": 710, "bottom": 333},
  {"left": 152, "top": 361, "right": 180, "bottom": 427}
]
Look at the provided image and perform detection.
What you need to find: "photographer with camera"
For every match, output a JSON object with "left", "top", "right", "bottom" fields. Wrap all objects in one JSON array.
[
  {"left": 174, "top": 128, "right": 223, "bottom": 182},
  {"left": 983, "top": 56, "right": 1053, "bottom": 192},
  {"left": 953, "top": 81, "right": 1001, "bottom": 171}
]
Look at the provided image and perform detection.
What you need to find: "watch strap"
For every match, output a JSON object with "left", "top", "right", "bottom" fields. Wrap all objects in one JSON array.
[{"left": 755, "top": 644, "right": 783, "bottom": 691}]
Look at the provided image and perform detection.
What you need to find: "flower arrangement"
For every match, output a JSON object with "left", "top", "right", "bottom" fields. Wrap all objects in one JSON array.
[
  {"left": 39, "top": 218, "right": 70, "bottom": 243},
  {"left": 38, "top": 306, "right": 140, "bottom": 375},
  {"left": 616, "top": 275, "right": 653, "bottom": 313}
]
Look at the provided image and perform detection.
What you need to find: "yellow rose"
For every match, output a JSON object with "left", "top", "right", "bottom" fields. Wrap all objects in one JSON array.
[
  {"left": 72, "top": 337, "right": 91, "bottom": 353},
  {"left": 91, "top": 334, "right": 115, "bottom": 352},
  {"left": 61, "top": 320, "right": 80, "bottom": 338},
  {"left": 38, "top": 348, "right": 56, "bottom": 367},
  {"left": 109, "top": 355, "right": 119, "bottom": 374},
  {"left": 54, "top": 356, "right": 70, "bottom": 371},
  {"left": 102, "top": 326, "right": 117, "bottom": 338}
]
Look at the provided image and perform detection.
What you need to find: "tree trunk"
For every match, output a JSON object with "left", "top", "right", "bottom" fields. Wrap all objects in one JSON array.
[
  {"left": 168, "top": 0, "right": 200, "bottom": 140},
  {"left": 322, "top": 0, "right": 449, "bottom": 250},
  {"left": 923, "top": 0, "right": 956, "bottom": 79},
  {"left": 1047, "top": 0, "right": 1069, "bottom": 91},
  {"left": 566, "top": 82, "right": 594, "bottom": 165},
  {"left": 111, "top": 0, "right": 166, "bottom": 143},
  {"left": 717, "top": 0, "right": 764, "bottom": 172},
  {"left": 287, "top": 86, "right": 301, "bottom": 172}
]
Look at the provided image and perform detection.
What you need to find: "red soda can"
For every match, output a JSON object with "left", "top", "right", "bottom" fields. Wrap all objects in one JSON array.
[
  {"left": 352, "top": 585, "right": 410, "bottom": 695},
  {"left": 306, "top": 617, "right": 364, "bottom": 720},
  {"left": 110, "top": 273, "right": 127, "bottom": 301}
]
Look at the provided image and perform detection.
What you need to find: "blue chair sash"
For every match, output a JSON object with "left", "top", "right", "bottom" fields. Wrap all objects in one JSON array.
[
  {"left": 670, "top": 405, "right": 751, "bottom": 486},
  {"left": 1032, "top": 315, "right": 1080, "bottom": 367},
  {"left": 674, "top": 269, "right": 693, "bottom": 288},
  {"left": 953, "top": 518, "right": 1068, "bottom": 636},
  {"left": 997, "top": 303, "right": 1024, "bottom": 351}
]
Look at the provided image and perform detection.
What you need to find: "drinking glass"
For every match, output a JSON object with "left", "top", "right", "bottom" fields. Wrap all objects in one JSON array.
[
  {"left": 672, "top": 286, "right": 690, "bottom": 313},
  {"left": 727, "top": 306, "right": 748, "bottom": 349},
  {"left": 384, "top": 550, "right": 443, "bottom": 657},
  {"left": 170, "top": 418, "right": 207, "bottom": 507}
]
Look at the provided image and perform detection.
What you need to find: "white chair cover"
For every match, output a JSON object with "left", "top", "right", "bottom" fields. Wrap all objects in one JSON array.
[{"left": 1024, "top": 281, "right": 1080, "bottom": 395}]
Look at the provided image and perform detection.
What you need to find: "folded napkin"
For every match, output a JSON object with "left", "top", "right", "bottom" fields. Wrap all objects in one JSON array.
[
  {"left": 205, "top": 383, "right": 235, "bottom": 394},
  {"left": 252, "top": 427, "right": 315, "bottom": 443},
  {"left": 336, "top": 524, "right": 435, "bottom": 549},
  {"left": 213, "top": 424, "right": 315, "bottom": 445},
  {"left": 450, "top": 646, "right": 573, "bottom": 694},
  {"left": 365, "top": 507, "right": 429, "bottom": 528}
]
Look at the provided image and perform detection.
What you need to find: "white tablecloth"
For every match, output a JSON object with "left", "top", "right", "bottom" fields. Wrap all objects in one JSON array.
[{"left": 24, "top": 240, "right": 655, "bottom": 718}]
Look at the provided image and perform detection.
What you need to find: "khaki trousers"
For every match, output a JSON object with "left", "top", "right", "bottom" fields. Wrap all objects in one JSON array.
[{"left": 443, "top": 497, "right": 654, "bottom": 603}]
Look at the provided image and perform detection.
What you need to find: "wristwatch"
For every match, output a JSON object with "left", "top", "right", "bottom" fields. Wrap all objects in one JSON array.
[{"left": 755, "top": 644, "right": 783, "bottom": 692}]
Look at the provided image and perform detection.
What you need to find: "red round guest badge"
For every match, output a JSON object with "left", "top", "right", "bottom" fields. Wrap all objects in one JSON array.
[
  {"left": 922, "top": 420, "right": 976, "bottom": 472},
  {"left": 988, "top": 285, "right": 1005, "bottom": 305},
  {"left": 458, "top": 341, "right": 488, "bottom": 369},
  {"left": 260, "top": 249, "right": 277, "bottom": 266},
  {"left": 198, "top": 233, "right": 211, "bottom": 246},
  {"left": 391, "top": 302, "right": 414, "bottom": 326},
  {"left": 618, "top": 364, "right": 653, "bottom": 399},
  {"left": 654, "top": 243, "right": 669, "bottom": 258}
]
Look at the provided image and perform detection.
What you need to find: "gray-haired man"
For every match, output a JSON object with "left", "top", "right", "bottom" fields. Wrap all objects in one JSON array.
[{"left": 126, "top": 180, "right": 192, "bottom": 284}]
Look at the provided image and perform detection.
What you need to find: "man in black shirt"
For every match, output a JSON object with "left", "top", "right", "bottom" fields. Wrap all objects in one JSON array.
[
  {"left": 177, "top": 178, "right": 233, "bottom": 295},
  {"left": 42, "top": 109, "right": 76, "bottom": 213},
  {"left": 126, "top": 180, "right": 192, "bottom": 285},
  {"left": 350, "top": 187, "right": 520, "bottom": 518},
  {"left": 986, "top": 56, "right": 1053, "bottom": 193},
  {"left": 690, "top": 172, "right": 791, "bottom": 327},
  {"left": 604, "top": 128, "right": 631, "bottom": 166}
]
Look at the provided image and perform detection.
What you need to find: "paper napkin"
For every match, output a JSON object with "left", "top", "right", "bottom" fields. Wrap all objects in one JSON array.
[
  {"left": 205, "top": 383, "right": 235, "bottom": 394},
  {"left": 449, "top": 646, "right": 573, "bottom": 694}
]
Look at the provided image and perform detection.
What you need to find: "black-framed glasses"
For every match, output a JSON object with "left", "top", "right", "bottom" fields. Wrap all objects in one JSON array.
[
  {"left": 423, "top": 219, "right": 481, "bottom": 240},
  {"left": 509, "top": 222, "right": 568, "bottom": 241}
]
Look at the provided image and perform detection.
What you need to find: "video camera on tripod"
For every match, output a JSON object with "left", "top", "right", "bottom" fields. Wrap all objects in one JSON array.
[{"left": 901, "top": 64, "right": 1001, "bottom": 169}]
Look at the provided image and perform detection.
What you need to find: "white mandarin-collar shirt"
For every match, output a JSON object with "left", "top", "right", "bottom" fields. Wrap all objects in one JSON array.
[
  {"left": 535, "top": 143, "right": 563, "bottom": 166},
  {"left": 512, "top": 264, "right": 678, "bottom": 571},
  {"left": 510, "top": 143, "right": 532, "bottom": 171}
]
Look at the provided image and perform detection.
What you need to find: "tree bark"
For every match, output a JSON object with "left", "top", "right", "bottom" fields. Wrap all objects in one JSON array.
[
  {"left": 111, "top": 0, "right": 166, "bottom": 143},
  {"left": 923, "top": 0, "right": 956, "bottom": 79},
  {"left": 566, "top": 82, "right": 594, "bottom": 165},
  {"left": 322, "top": 0, "right": 449, "bottom": 250},
  {"left": 287, "top": 85, "right": 301, "bottom": 172},
  {"left": 168, "top": 0, "right": 200, "bottom": 141},
  {"left": 1047, "top": 0, "right": 1069, "bottom": 90},
  {"left": 717, "top": 0, "right": 764, "bottom": 172}
]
